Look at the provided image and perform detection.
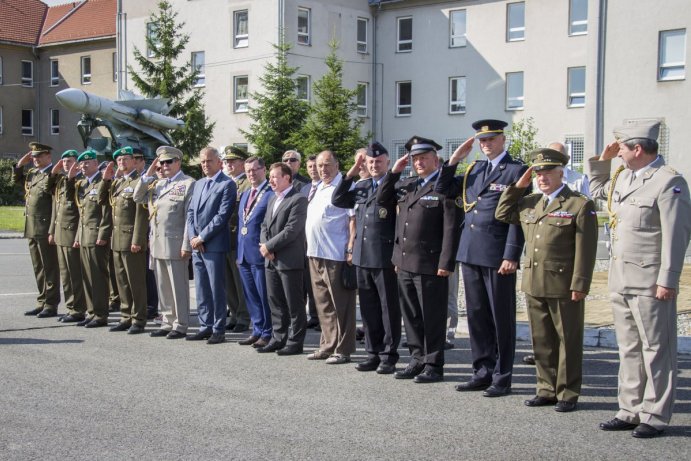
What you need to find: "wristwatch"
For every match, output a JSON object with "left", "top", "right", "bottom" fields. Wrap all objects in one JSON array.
[{"left": 345, "top": 248, "right": 353, "bottom": 254}]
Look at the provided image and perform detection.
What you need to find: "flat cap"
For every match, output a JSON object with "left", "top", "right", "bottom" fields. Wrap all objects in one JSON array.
[
  {"left": 61, "top": 149, "right": 79, "bottom": 159},
  {"left": 367, "top": 142, "right": 389, "bottom": 158},
  {"left": 472, "top": 119, "right": 508, "bottom": 139},
  {"left": 29, "top": 142, "right": 53, "bottom": 156},
  {"left": 77, "top": 149, "right": 98, "bottom": 162},
  {"left": 530, "top": 148, "right": 568, "bottom": 171},
  {"left": 405, "top": 136, "right": 442, "bottom": 156},
  {"left": 613, "top": 121, "right": 660, "bottom": 143},
  {"left": 223, "top": 145, "right": 248, "bottom": 161},
  {"left": 156, "top": 146, "right": 183, "bottom": 161}
]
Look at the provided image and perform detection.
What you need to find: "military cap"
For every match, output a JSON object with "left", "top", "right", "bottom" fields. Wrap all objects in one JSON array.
[
  {"left": 131, "top": 147, "right": 145, "bottom": 159},
  {"left": 61, "top": 149, "right": 79, "bottom": 159},
  {"left": 223, "top": 145, "right": 248, "bottom": 161},
  {"left": 367, "top": 142, "right": 389, "bottom": 158},
  {"left": 472, "top": 119, "right": 508, "bottom": 139},
  {"left": 404, "top": 136, "right": 443, "bottom": 156},
  {"left": 113, "top": 146, "right": 135, "bottom": 159},
  {"left": 613, "top": 121, "right": 660, "bottom": 143},
  {"left": 29, "top": 142, "right": 53, "bottom": 156},
  {"left": 156, "top": 145, "right": 183, "bottom": 161},
  {"left": 530, "top": 148, "right": 568, "bottom": 172},
  {"left": 77, "top": 149, "right": 98, "bottom": 162}
]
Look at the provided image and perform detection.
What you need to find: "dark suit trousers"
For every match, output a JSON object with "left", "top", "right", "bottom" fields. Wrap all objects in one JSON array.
[
  {"left": 462, "top": 263, "right": 516, "bottom": 388},
  {"left": 225, "top": 249, "right": 249, "bottom": 325},
  {"left": 193, "top": 251, "right": 227, "bottom": 334},
  {"left": 357, "top": 266, "right": 401, "bottom": 364},
  {"left": 56, "top": 244, "right": 85, "bottom": 314},
  {"left": 80, "top": 245, "right": 109, "bottom": 320},
  {"left": 397, "top": 269, "right": 448, "bottom": 369},
  {"left": 238, "top": 261, "right": 272, "bottom": 339},
  {"left": 265, "top": 263, "right": 306, "bottom": 346},
  {"left": 28, "top": 237, "right": 60, "bottom": 310}
]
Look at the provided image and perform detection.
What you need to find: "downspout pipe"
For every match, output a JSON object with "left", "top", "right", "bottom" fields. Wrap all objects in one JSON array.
[{"left": 595, "top": 0, "right": 607, "bottom": 153}]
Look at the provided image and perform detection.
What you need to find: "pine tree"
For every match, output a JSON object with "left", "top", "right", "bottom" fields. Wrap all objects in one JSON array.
[
  {"left": 240, "top": 40, "right": 309, "bottom": 164},
  {"left": 128, "top": 0, "right": 214, "bottom": 172},
  {"left": 506, "top": 117, "right": 539, "bottom": 163}
]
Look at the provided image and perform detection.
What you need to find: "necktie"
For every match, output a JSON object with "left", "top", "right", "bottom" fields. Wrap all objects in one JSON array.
[
  {"left": 542, "top": 196, "right": 549, "bottom": 212},
  {"left": 484, "top": 162, "right": 493, "bottom": 181},
  {"left": 308, "top": 183, "right": 318, "bottom": 202},
  {"left": 372, "top": 179, "right": 378, "bottom": 193},
  {"left": 246, "top": 188, "right": 257, "bottom": 213},
  {"left": 201, "top": 178, "right": 212, "bottom": 199}
]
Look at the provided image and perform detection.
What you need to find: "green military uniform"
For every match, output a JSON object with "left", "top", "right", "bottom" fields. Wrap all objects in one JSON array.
[
  {"left": 496, "top": 148, "right": 598, "bottom": 405},
  {"left": 12, "top": 143, "right": 60, "bottom": 316},
  {"left": 49, "top": 150, "right": 86, "bottom": 318}
]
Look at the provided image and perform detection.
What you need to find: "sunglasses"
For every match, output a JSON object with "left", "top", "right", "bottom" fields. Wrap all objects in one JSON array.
[
  {"left": 283, "top": 158, "right": 299, "bottom": 163},
  {"left": 159, "top": 159, "right": 175, "bottom": 165}
]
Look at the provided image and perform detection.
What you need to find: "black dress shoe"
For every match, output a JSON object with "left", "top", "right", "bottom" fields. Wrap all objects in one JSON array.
[
  {"left": 37, "top": 309, "right": 58, "bottom": 318},
  {"left": 76, "top": 317, "right": 93, "bottom": 327},
  {"left": 483, "top": 384, "right": 511, "bottom": 397},
  {"left": 306, "top": 318, "right": 320, "bottom": 329},
  {"left": 109, "top": 303, "right": 121, "bottom": 313},
  {"left": 207, "top": 333, "right": 226, "bottom": 344},
  {"left": 524, "top": 395, "right": 558, "bottom": 407},
  {"left": 413, "top": 367, "right": 444, "bottom": 383},
  {"left": 355, "top": 358, "right": 381, "bottom": 372},
  {"left": 257, "top": 341, "right": 283, "bottom": 353},
  {"left": 127, "top": 324, "right": 145, "bottom": 335},
  {"left": 599, "top": 418, "right": 638, "bottom": 431},
  {"left": 24, "top": 307, "right": 43, "bottom": 316},
  {"left": 146, "top": 308, "right": 158, "bottom": 320},
  {"left": 84, "top": 319, "right": 108, "bottom": 328},
  {"left": 109, "top": 322, "right": 131, "bottom": 332},
  {"left": 166, "top": 331, "right": 186, "bottom": 340},
  {"left": 376, "top": 363, "right": 396, "bottom": 375},
  {"left": 186, "top": 330, "right": 212, "bottom": 341},
  {"left": 632, "top": 423, "right": 663, "bottom": 439},
  {"left": 355, "top": 327, "right": 365, "bottom": 341},
  {"left": 523, "top": 355, "right": 536, "bottom": 365},
  {"left": 554, "top": 400, "right": 577, "bottom": 412},
  {"left": 150, "top": 329, "right": 170, "bottom": 337},
  {"left": 444, "top": 341, "right": 455, "bottom": 350},
  {"left": 455, "top": 380, "right": 491, "bottom": 392},
  {"left": 238, "top": 335, "right": 260, "bottom": 346},
  {"left": 394, "top": 363, "right": 425, "bottom": 380},
  {"left": 276, "top": 344, "right": 303, "bottom": 356},
  {"left": 59, "top": 314, "right": 85, "bottom": 323},
  {"left": 231, "top": 323, "right": 249, "bottom": 333},
  {"left": 225, "top": 322, "right": 236, "bottom": 331}
]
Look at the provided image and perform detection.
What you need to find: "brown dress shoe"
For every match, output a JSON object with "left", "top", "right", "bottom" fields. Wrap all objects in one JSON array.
[{"left": 239, "top": 335, "right": 260, "bottom": 346}]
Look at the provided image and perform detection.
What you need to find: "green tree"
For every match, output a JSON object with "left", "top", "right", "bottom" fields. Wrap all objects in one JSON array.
[
  {"left": 128, "top": 0, "right": 213, "bottom": 173},
  {"left": 506, "top": 117, "right": 539, "bottom": 163},
  {"left": 240, "top": 40, "right": 309, "bottom": 164},
  {"left": 292, "top": 42, "right": 369, "bottom": 169}
]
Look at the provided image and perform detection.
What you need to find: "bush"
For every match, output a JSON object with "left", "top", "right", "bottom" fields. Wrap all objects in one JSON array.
[{"left": 0, "top": 159, "right": 24, "bottom": 205}]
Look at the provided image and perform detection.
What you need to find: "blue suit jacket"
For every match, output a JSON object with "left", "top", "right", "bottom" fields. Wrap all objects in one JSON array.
[
  {"left": 186, "top": 173, "right": 237, "bottom": 253},
  {"left": 237, "top": 183, "right": 274, "bottom": 266}
]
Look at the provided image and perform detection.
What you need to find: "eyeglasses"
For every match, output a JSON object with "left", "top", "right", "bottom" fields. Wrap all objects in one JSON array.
[
  {"left": 159, "top": 159, "right": 175, "bottom": 165},
  {"left": 283, "top": 158, "right": 299, "bottom": 163}
]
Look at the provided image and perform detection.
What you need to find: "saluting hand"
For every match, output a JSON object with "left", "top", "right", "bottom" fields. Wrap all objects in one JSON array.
[
  {"left": 17, "top": 152, "right": 32, "bottom": 167},
  {"left": 391, "top": 154, "right": 410, "bottom": 174},
  {"left": 102, "top": 162, "right": 115, "bottom": 181},
  {"left": 51, "top": 160, "right": 64, "bottom": 175},
  {"left": 599, "top": 141, "right": 619, "bottom": 161},
  {"left": 515, "top": 166, "right": 534, "bottom": 189},
  {"left": 147, "top": 157, "right": 160, "bottom": 177},
  {"left": 449, "top": 136, "right": 475, "bottom": 166},
  {"left": 67, "top": 162, "right": 79, "bottom": 179},
  {"left": 346, "top": 151, "right": 367, "bottom": 179}
]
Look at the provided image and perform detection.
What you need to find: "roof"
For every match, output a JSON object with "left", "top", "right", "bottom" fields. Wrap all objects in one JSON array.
[{"left": 0, "top": 0, "right": 47, "bottom": 45}]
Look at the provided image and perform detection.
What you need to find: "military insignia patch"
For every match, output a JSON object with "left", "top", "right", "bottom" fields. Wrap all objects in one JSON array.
[
  {"left": 378, "top": 208, "right": 388, "bottom": 219},
  {"left": 489, "top": 183, "right": 509, "bottom": 192}
]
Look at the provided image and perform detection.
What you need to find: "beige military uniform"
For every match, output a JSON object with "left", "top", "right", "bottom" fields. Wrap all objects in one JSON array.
[
  {"left": 589, "top": 156, "right": 691, "bottom": 429},
  {"left": 226, "top": 173, "right": 250, "bottom": 327},
  {"left": 496, "top": 184, "right": 598, "bottom": 402}
]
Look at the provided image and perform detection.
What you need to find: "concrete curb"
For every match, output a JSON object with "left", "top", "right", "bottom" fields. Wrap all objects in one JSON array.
[{"left": 0, "top": 233, "right": 22, "bottom": 239}]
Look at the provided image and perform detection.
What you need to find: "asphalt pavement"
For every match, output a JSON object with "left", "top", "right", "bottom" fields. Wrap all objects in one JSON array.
[{"left": 0, "top": 239, "right": 689, "bottom": 460}]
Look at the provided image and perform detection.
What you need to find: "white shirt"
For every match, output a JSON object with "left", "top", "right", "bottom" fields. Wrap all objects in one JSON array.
[
  {"left": 272, "top": 185, "right": 293, "bottom": 216},
  {"left": 305, "top": 173, "right": 355, "bottom": 261}
]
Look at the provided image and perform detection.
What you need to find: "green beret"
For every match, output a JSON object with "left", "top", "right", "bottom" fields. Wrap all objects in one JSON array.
[
  {"left": 61, "top": 149, "right": 79, "bottom": 159},
  {"left": 113, "top": 146, "right": 134, "bottom": 159},
  {"left": 77, "top": 150, "right": 98, "bottom": 162}
]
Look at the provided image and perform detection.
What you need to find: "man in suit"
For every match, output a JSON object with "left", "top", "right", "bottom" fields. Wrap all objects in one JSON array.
[
  {"left": 49, "top": 150, "right": 86, "bottom": 323},
  {"left": 70, "top": 150, "right": 112, "bottom": 328},
  {"left": 259, "top": 162, "right": 308, "bottom": 355},
  {"left": 438, "top": 119, "right": 528, "bottom": 396},
  {"left": 301, "top": 154, "right": 321, "bottom": 330},
  {"left": 589, "top": 121, "right": 691, "bottom": 438},
  {"left": 496, "top": 148, "right": 598, "bottom": 412},
  {"left": 222, "top": 145, "right": 251, "bottom": 333},
  {"left": 134, "top": 146, "right": 195, "bottom": 339},
  {"left": 103, "top": 147, "right": 149, "bottom": 334},
  {"left": 186, "top": 146, "right": 237, "bottom": 345},
  {"left": 236, "top": 157, "right": 274, "bottom": 348},
  {"left": 377, "top": 136, "right": 460, "bottom": 383},
  {"left": 332, "top": 142, "right": 401, "bottom": 374},
  {"left": 282, "top": 150, "right": 310, "bottom": 191},
  {"left": 12, "top": 143, "right": 60, "bottom": 318}
]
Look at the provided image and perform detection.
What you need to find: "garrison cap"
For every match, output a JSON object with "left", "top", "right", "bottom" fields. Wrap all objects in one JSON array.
[
  {"left": 223, "top": 145, "right": 248, "bottom": 161},
  {"left": 156, "top": 146, "right": 182, "bottom": 161},
  {"left": 113, "top": 146, "right": 135, "bottom": 159},
  {"left": 530, "top": 148, "right": 568, "bottom": 172},
  {"left": 613, "top": 121, "right": 661, "bottom": 143},
  {"left": 77, "top": 149, "right": 98, "bottom": 162},
  {"left": 367, "top": 142, "right": 389, "bottom": 158},
  {"left": 29, "top": 142, "right": 53, "bottom": 156},
  {"left": 472, "top": 119, "right": 508, "bottom": 139},
  {"left": 404, "top": 136, "right": 443, "bottom": 156}
]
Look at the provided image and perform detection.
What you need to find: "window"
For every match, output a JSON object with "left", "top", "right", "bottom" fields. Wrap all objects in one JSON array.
[
  {"left": 391, "top": 139, "right": 412, "bottom": 176},
  {"left": 356, "top": 82, "right": 368, "bottom": 117},
  {"left": 50, "top": 109, "right": 60, "bottom": 135},
  {"left": 21, "top": 61, "right": 33, "bottom": 87},
  {"left": 50, "top": 60, "right": 59, "bottom": 86},
  {"left": 192, "top": 51, "right": 205, "bottom": 87},
  {"left": 505, "top": 72, "right": 524, "bottom": 110},
  {"left": 22, "top": 109, "right": 33, "bottom": 136},
  {"left": 146, "top": 22, "right": 159, "bottom": 57},
  {"left": 564, "top": 135, "right": 584, "bottom": 165},
  {"left": 297, "top": 8, "right": 311, "bottom": 45},
  {"left": 567, "top": 66, "right": 586, "bottom": 107},
  {"left": 234, "top": 10, "right": 249, "bottom": 48},
  {"left": 449, "top": 77, "right": 466, "bottom": 114},
  {"left": 112, "top": 52, "right": 117, "bottom": 82},
  {"left": 659, "top": 29, "right": 686, "bottom": 81},
  {"left": 234, "top": 76, "right": 249, "bottom": 112},
  {"left": 396, "top": 81, "right": 412, "bottom": 116},
  {"left": 449, "top": 10, "right": 466, "bottom": 47},
  {"left": 507, "top": 2, "right": 525, "bottom": 42},
  {"left": 357, "top": 17, "right": 368, "bottom": 53},
  {"left": 295, "top": 75, "right": 310, "bottom": 101},
  {"left": 81, "top": 56, "right": 91, "bottom": 84},
  {"left": 397, "top": 17, "right": 412, "bottom": 52},
  {"left": 569, "top": 0, "right": 588, "bottom": 35}
]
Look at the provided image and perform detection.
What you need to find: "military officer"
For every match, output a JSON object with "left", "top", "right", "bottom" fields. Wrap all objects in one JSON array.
[
  {"left": 134, "top": 146, "right": 195, "bottom": 339},
  {"left": 69, "top": 150, "right": 112, "bottom": 328},
  {"left": 377, "top": 136, "right": 460, "bottom": 383},
  {"left": 12, "top": 142, "right": 61, "bottom": 317},
  {"left": 589, "top": 121, "right": 691, "bottom": 438},
  {"left": 496, "top": 148, "right": 598, "bottom": 412},
  {"left": 223, "top": 145, "right": 251, "bottom": 332},
  {"left": 332, "top": 142, "right": 401, "bottom": 374},
  {"left": 49, "top": 150, "right": 86, "bottom": 322},
  {"left": 103, "top": 147, "right": 149, "bottom": 334}
]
